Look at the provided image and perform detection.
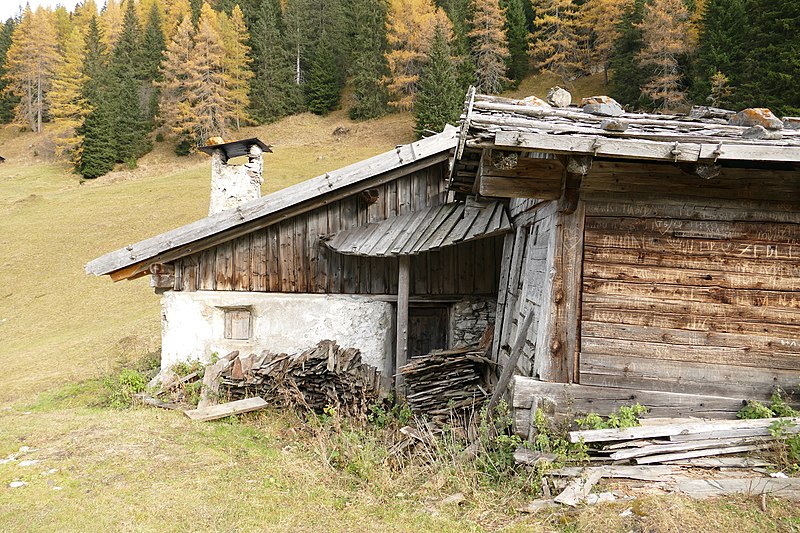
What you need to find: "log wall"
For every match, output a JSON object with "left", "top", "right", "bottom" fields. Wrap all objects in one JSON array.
[
  {"left": 173, "top": 164, "right": 502, "bottom": 296},
  {"left": 579, "top": 161, "right": 800, "bottom": 399}
]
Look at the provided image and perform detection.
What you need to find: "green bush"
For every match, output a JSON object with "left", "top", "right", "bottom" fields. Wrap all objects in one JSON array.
[
  {"left": 104, "top": 368, "right": 147, "bottom": 409},
  {"left": 737, "top": 389, "right": 800, "bottom": 419}
]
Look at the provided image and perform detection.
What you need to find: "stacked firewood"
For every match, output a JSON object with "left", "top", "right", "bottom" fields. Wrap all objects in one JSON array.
[
  {"left": 220, "top": 340, "right": 385, "bottom": 414},
  {"left": 399, "top": 346, "right": 491, "bottom": 425}
]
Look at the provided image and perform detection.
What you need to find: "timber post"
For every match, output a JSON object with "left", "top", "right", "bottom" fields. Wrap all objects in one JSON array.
[{"left": 395, "top": 255, "right": 411, "bottom": 396}]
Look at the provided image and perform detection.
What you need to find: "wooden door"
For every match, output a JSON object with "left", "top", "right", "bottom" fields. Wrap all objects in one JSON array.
[{"left": 408, "top": 306, "right": 448, "bottom": 358}]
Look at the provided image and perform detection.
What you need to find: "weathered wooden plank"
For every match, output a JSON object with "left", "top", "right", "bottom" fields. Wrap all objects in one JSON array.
[
  {"left": 582, "top": 322, "right": 800, "bottom": 355},
  {"left": 266, "top": 225, "right": 281, "bottom": 292},
  {"left": 480, "top": 176, "right": 563, "bottom": 199},
  {"left": 584, "top": 217, "right": 800, "bottom": 246},
  {"left": 675, "top": 478, "right": 800, "bottom": 500},
  {"left": 568, "top": 416, "right": 800, "bottom": 444},
  {"left": 250, "top": 229, "right": 267, "bottom": 291},
  {"left": 184, "top": 397, "right": 268, "bottom": 422},
  {"left": 579, "top": 352, "right": 799, "bottom": 399},
  {"left": 610, "top": 436, "right": 767, "bottom": 461},
  {"left": 580, "top": 337, "right": 799, "bottom": 371},
  {"left": 636, "top": 443, "right": 770, "bottom": 464},
  {"left": 583, "top": 293, "right": 800, "bottom": 325},
  {"left": 583, "top": 280, "right": 800, "bottom": 310},
  {"left": 584, "top": 196, "right": 800, "bottom": 224},
  {"left": 233, "top": 234, "right": 251, "bottom": 291},
  {"left": 214, "top": 242, "right": 234, "bottom": 290},
  {"left": 494, "top": 130, "right": 704, "bottom": 163},
  {"left": 492, "top": 232, "right": 516, "bottom": 363},
  {"left": 548, "top": 465, "right": 682, "bottom": 481}
]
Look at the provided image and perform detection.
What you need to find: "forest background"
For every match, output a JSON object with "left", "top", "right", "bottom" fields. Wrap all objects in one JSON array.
[{"left": 0, "top": 0, "right": 797, "bottom": 180}]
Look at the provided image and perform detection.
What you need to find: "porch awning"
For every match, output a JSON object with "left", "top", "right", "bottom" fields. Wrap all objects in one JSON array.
[{"left": 321, "top": 200, "right": 511, "bottom": 257}]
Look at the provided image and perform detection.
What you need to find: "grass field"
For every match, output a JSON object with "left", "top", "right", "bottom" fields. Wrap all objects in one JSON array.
[{"left": 1, "top": 81, "right": 799, "bottom": 531}]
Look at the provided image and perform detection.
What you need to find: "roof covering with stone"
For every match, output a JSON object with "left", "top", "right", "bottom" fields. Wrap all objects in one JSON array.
[{"left": 450, "top": 87, "right": 800, "bottom": 194}]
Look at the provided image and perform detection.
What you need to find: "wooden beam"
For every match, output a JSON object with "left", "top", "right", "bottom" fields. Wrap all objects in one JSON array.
[
  {"left": 487, "top": 310, "right": 536, "bottom": 414},
  {"left": 395, "top": 255, "right": 410, "bottom": 395},
  {"left": 477, "top": 151, "right": 564, "bottom": 199},
  {"left": 184, "top": 397, "right": 268, "bottom": 421}
]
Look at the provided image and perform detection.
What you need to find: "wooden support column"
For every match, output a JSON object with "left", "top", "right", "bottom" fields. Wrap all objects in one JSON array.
[{"left": 395, "top": 255, "right": 411, "bottom": 395}]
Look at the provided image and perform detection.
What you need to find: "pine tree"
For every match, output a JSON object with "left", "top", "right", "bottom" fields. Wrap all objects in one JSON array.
[
  {"left": 49, "top": 26, "right": 87, "bottom": 158},
  {"left": 217, "top": 5, "right": 252, "bottom": 129},
  {"left": 76, "top": 16, "right": 116, "bottom": 178},
  {"left": 4, "top": 6, "right": 61, "bottom": 133},
  {"left": 414, "top": 23, "right": 461, "bottom": 137},
  {"left": 531, "top": 0, "right": 583, "bottom": 85},
  {"left": 305, "top": 30, "right": 344, "bottom": 114},
  {"left": 247, "top": 0, "right": 300, "bottom": 123},
  {"left": 164, "top": 0, "right": 192, "bottom": 41},
  {"left": 109, "top": 0, "right": 150, "bottom": 162},
  {"left": 468, "top": 0, "right": 509, "bottom": 94},
  {"left": 385, "top": 0, "right": 451, "bottom": 110},
  {"left": 348, "top": 0, "right": 390, "bottom": 120},
  {"left": 637, "top": 0, "right": 691, "bottom": 111},
  {"left": 500, "top": 0, "right": 529, "bottom": 85},
  {"left": 160, "top": 15, "right": 198, "bottom": 152},
  {"left": 0, "top": 18, "right": 18, "bottom": 124},
  {"left": 582, "top": 0, "right": 632, "bottom": 85},
  {"left": 690, "top": 0, "right": 746, "bottom": 106},
  {"left": 608, "top": 0, "right": 649, "bottom": 107},
  {"left": 738, "top": 0, "right": 799, "bottom": 116},
  {"left": 283, "top": 0, "right": 314, "bottom": 88}
]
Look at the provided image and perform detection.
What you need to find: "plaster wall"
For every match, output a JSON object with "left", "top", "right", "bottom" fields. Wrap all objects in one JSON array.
[{"left": 160, "top": 291, "right": 394, "bottom": 371}]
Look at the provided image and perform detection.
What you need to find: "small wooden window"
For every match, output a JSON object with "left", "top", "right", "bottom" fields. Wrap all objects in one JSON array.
[{"left": 224, "top": 308, "right": 252, "bottom": 340}]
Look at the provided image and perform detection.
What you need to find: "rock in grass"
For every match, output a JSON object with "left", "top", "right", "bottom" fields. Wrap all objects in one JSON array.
[{"left": 9, "top": 481, "right": 27, "bottom": 488}]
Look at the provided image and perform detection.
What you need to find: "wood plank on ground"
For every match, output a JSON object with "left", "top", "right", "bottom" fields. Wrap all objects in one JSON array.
[
  {"left": 184, "top": 397, "right": 268, "bottom": 422},
  {"left": 674, "top": 478, "right": 800, "bottom": 500}
]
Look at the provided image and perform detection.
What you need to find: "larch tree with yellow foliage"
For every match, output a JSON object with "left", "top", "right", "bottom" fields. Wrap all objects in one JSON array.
[
  {"left": 101, "top": 0, "right": 124, "bottom": 50},
  {"left": 531, "top": 0, "right": 584, "bottom": 85},
  {"left": 159, "top": 15, "right": 198, "bottom": 153},
  {"left": 637, "top": 0, "right": 691, "bottom": 110},
  {"left": 49, "top": 26, "right": 87, "bottom": 158},
  {"left": 582, "top": 0, "right": 632, "bottom": 84},
  {"left": 468, "top": 0, "right": 509, "bottom": 94},
  {"left": 217, "top": 5, "right": 252, "bottom": 130},
  {"left": 384, "top": 0, "right": 451, "bottom": 110},
  {"left": 4, "top": 6, "right": 61, "bottom": 133}
]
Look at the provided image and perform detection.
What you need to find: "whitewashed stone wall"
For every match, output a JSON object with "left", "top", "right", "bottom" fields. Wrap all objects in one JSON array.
[
  {"left": 449, "top": 297, "right": 497, "bottom": 347},
  {"left": 160, "top": 291, "right": 394, "bottom": 372}
]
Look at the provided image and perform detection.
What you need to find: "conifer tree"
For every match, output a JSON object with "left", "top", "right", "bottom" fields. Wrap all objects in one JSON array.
[
  {"left": 690, "top": 0, "right": 746, "bottom": 106},
  {"left": 500, "top": 0, "right": 529, "bottom": 85},
  {"left": 738, "top": 0, "right": 799, "bottom": 116},
  {"left": 608, "top": 0, "right": 649, "bottom": 107},
  {"left": 76, "top": 16, "right": 116, "bottom": 178},
  {"left": 305, "top": 30, "right": 344, "bottom": 114},
  {"left": 141, "top": 2, "right": 167, "bottom": 125},
  {"left": 385, "top": 0, "right": 451, "bottom": 110},
  {"left": 582, "top": 0, "right": 632, "bottom": 84},
  {"left": 73, "top": 0, "right": 100, "bottom": 34},
  {"left": 164, "top": 0, "right": 192, "bottom": 41},
  {"left": 468, "top": 0, "right": 509, "bottom": 94},
  {"left": 283, "top": 0, "right": 314, "bottom": 88},
  {"left": 439, "top": 0, "right": 476, "bottom": 90},
  {"left": 49, "top": 27, "right": 87, "bottom": 158},
  {"left": 414, "top": 24, "right": 461, "bottom": 137},
  {"left": 637, "top": 0, "right": 691, "bottom": 111},
  {"left": 186, "top": 2, "right": 231, "bottom": 143},
  {"left": 348, "top": 0, "right": 390, "bottom": 120},
  {"left": 160, "top": 15, "right": 198, "bottom": 152},
  {"left": 531, "top": 0, "right": 583, "bottom": 85},
  {"left": 248, "top": 0, "right": 300, "bottom": 123},
  {"left": 52, "top": 5, "right": 74, "bottom": 54},
  {"left": 217, "top": 5, "right": 252, "bottom": 129},
  {"left": 101, "top": 0, "right": 124, "bottom": 50},
  {"left": 109, "top": 0, "right": 150, "bottom": 162},
  {"left": 4, "top": 6, "right": 61, "bottom": 133},
  {"left": 0, "top": 19, "right": 18, "bottom": 124}
]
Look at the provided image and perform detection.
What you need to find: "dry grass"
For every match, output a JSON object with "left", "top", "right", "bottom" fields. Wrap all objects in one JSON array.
[{"left": 503, "top": 72, "right": 608, "bottom": 103}]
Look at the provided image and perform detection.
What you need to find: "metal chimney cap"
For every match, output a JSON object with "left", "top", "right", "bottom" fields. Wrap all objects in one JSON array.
[{"left": 198, "top": 138, "right": 272, "bottom": 159}]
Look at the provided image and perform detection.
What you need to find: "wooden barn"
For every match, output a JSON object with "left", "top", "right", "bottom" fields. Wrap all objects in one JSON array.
[
  {"left": 86, "top": 127, "right": 509, "bottom": 383},
  {"left": 450, "top": 90, "right": 800, "bottom": 431}
]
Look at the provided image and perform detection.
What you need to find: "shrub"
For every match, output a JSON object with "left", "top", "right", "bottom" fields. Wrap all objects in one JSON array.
[{"left": 104, "top": 368, "right": 147, "bottom": 408}]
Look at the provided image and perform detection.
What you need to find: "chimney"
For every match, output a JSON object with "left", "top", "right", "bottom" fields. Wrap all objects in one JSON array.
[{"left": 199, "top": 138, "right": 272, "bottom": 216}]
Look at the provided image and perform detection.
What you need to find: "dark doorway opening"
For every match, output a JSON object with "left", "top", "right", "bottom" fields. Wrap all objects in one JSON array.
[{"left": 408, "top": 305, "right": 448, "bottom": 358}]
